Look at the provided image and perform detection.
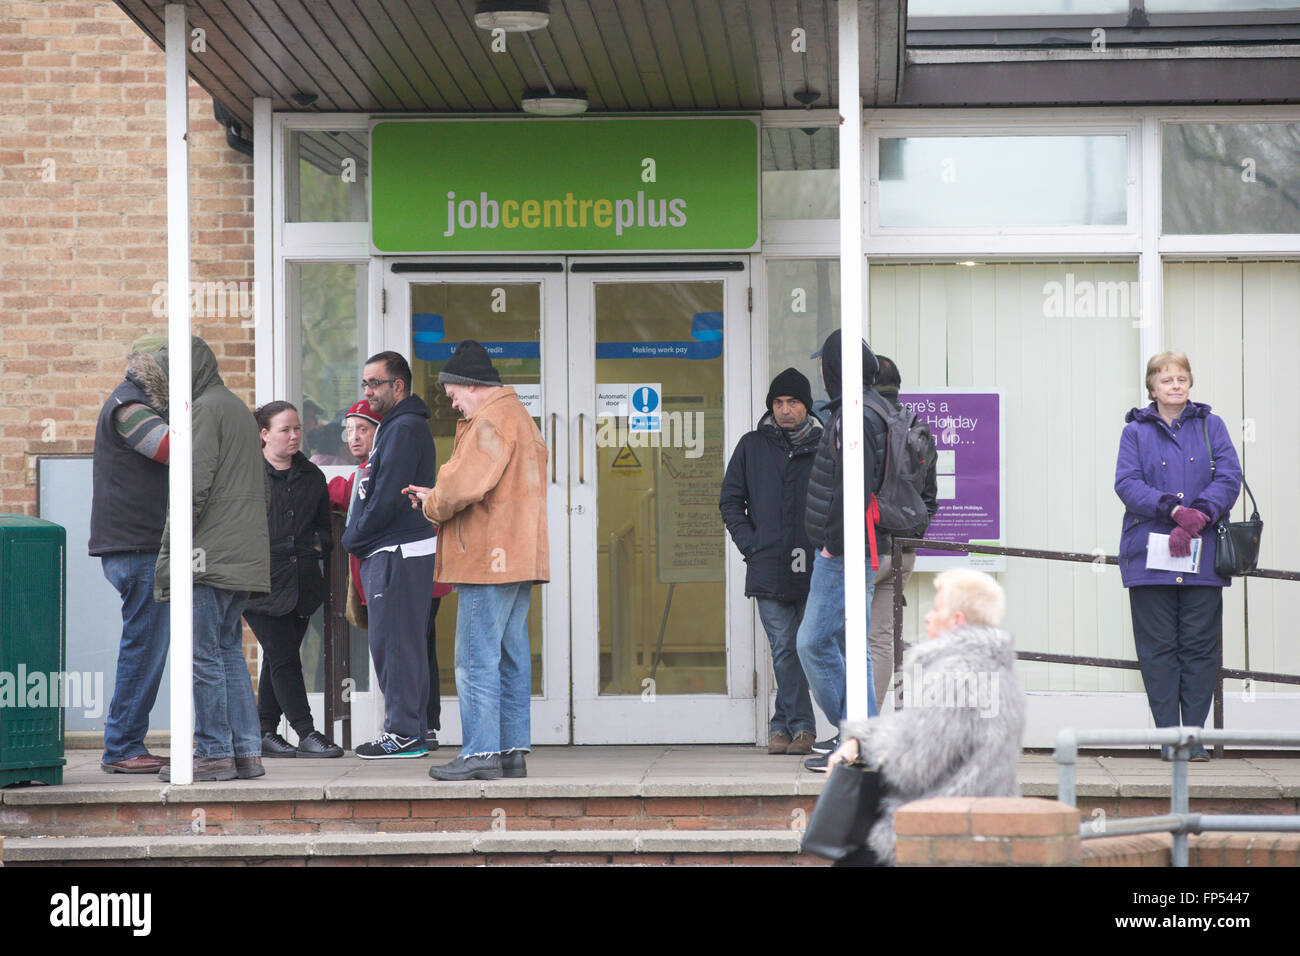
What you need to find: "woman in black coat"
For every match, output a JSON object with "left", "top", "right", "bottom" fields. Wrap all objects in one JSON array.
[{"left": 244, "top": 401, "right": 343, "bottom": 758}]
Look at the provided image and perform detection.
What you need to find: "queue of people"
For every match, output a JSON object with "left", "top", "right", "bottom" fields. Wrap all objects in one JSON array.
[{"left": 89, "top": 334, "right": 1249, "bottom": 857}]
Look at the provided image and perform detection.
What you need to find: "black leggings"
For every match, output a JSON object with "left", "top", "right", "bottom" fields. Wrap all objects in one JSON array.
[
  {"left": 426, "top": 597, "right": 442, "bottom": 731},
  {"left": 245, "top": 611, "right": 315, "bottom": 738}
]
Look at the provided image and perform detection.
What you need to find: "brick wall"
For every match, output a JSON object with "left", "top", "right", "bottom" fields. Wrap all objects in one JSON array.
[
  {"left": 0, "top": 0, "right": 254, "bottom": 520},
  {"left": 1, "top": 0, "right": 258, "bottom": 679}
]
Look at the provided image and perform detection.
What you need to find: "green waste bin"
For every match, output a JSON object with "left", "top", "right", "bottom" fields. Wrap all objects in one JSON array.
[{"left": 0, "top": 515, "right": 66, "bottom": 787}]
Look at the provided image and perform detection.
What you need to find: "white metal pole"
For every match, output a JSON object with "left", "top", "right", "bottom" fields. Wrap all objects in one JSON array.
[
  {"left": 165, "top": 3, "right": 194, "bottom": 786},
  {"left": 839, "top": 0, "right": 869, "bottom": 722}
]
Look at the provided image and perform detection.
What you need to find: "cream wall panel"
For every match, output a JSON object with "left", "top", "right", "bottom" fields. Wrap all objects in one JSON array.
[{"left": 870, "top": 261, "right": 1138, "bottom": 693}]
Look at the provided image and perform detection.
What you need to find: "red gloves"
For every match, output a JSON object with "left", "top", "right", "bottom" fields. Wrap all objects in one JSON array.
[
  {"left": 1173, "top": 507, "right": 1211, "bottom": 537},
  {"left": 1169, "top": 526, "right": 1193, "bottom": 558}
]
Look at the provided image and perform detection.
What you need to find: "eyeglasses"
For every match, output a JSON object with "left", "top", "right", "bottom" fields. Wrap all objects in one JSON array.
[{"left": 361, "top": 378, "right": 396, "bottom": 390}]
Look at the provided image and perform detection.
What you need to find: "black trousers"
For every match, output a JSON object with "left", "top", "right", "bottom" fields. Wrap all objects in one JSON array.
[
  {"left": 1128, "top": 585, "right": 1223, "bottom": 729},
  {"left": 426, "top": 596, "right": 442, "bottom": 731},
  {"left": 245, "top": 611, "right": 315, "bottom": 738}
]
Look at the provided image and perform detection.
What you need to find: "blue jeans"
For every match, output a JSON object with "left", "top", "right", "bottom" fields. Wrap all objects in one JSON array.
[
  {"left": 454, "top": 582, "right": 532, "bottom": 757},
  {"left": 755, "top": 597, "right": 816, "bottom": 737},
  {"left": 192, "top": 585, "right": 260, "bottom": 759},
  {"left": 795, "top": 552, "right": 877, "bottom": 729},
  {"left": 100, "top": 552, "right": 170, "bottom": 764}
]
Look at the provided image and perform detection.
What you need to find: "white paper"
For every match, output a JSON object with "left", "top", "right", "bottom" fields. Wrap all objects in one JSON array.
[{"left": 1146, "top": 532, "right": 1201, "bottom": 573}]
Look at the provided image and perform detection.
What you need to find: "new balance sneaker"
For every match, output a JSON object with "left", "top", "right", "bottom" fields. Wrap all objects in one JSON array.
[
  {"left": 355, "top": 732, "right": 428, "bottom": 759},
  {"left": 423, "top": 730, "right": 440, "bottom": 751},
  {"left": 811, "top": 736, "right": 840, "bottom": 755}
]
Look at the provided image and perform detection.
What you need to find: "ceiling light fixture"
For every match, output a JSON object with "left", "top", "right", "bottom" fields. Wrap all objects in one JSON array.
[
  {"left": 521, "top": 88, "right": 588, "bottom": 116},
  {"left": 475, "top": 1, "right": 550, "bottom": 32}
]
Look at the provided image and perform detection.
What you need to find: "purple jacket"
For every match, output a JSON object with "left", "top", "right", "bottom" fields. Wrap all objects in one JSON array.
[{"left": 1114, "top": 401, "right": 1242, "bottom": 588}]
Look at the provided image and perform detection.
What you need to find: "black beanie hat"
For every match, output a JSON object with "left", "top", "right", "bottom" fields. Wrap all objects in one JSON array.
[
  {"left": 438, "top": 339, "right": 502, "bottom": 387},
  {"left": 766, "top": 367, "right": 814, "bottom": 414}
]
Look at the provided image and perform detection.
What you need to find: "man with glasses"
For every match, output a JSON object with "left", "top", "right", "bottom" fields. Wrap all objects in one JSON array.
[{"left": 341, "top": 352, "right": 438, "bottom": 758}]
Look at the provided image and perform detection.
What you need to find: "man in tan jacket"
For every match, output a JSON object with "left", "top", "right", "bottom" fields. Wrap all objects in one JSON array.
[{"left": 406, "top": 340, "right": 549, "bottom": 781}]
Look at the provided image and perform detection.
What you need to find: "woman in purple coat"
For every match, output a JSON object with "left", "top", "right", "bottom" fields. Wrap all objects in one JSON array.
[{"left": 1114, "top": 351, "right": 1241, "bottom": 761}]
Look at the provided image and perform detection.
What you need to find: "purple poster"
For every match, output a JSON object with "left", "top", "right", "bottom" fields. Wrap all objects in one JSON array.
[{"left": 897, "top": 390, "right": 1005, "bottom": 571}]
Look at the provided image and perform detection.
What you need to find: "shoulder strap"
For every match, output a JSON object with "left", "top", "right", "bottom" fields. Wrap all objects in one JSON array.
[
  {"left": 1201, "top": 416, "right": 1259, "bottom": 519},
  {"left": 1200, "top": 417, "right": 1216, "bottom": 477}
]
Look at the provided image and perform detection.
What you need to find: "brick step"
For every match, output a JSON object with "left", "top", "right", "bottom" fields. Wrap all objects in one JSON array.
[
  {"left": 0, "top": 792, "right": 821, "bottom": 839},
  {"left": 0, "top": 829, "right": 813, "bottom": 867}
]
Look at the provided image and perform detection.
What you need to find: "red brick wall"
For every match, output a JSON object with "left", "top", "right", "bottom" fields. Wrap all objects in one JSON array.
[{"left": 0, "top": 0, "right": 255, "bottom": 519}]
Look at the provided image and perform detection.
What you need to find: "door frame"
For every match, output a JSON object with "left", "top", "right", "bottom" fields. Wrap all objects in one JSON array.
[
  {"left": 566, "top": 255, "right": 756, "bottom": 743},
  {"left": 383, "top": 257, "right": 572, "bottom": 745}
]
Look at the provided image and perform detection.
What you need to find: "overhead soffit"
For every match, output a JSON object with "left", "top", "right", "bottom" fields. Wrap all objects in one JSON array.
[{"left": 111, "top": 1, "right": 905, "bottom": 135}]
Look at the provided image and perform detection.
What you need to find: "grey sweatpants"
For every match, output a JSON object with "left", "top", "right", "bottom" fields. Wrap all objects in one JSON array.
[{"left": 870, "top": 551, "right": 915, "bottom": 706}]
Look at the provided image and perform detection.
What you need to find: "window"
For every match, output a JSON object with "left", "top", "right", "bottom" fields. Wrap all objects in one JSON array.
[
  {"left": 1163, "top": 123, "right": 1300, "bottom": 234},
  {"left": 285, "top": 129, "right": 369, "bottom": 222},
  {"left": 876, "top": 135, "right": 1129, "bottom": 229}
]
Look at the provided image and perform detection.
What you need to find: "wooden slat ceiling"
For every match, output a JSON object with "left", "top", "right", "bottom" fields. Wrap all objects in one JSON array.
[{"left": 114, "top": 1, "right": 905, "bottom": 144}]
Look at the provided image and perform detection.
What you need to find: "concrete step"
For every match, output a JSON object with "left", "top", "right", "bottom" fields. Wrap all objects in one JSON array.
[{"left": 1, "top": 829, "right": 813, "bottom": 866}]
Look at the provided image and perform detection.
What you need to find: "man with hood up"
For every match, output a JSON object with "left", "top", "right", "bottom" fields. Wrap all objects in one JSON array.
[
  {"left": 90, "top": 335, "right": 172, "bottom": 774},
  {"left": 342, "top": 350, "right": 438, "bottom": 759},
  {"left": 719, "top": 368, "right": 823, "bottom": 756},
  {"left": 153, "top": 335, "right": 271, "bottom": 782},
  {"left": 798, "top": 329, "right": 888, "bottom": 771}
]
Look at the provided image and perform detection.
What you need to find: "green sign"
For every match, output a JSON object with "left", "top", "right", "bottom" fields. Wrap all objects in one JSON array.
[{"left": 370, "top": 118, "right": 758, "bottom": 253}]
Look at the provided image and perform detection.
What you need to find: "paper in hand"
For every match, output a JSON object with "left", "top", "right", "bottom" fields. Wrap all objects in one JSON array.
[{"left": 1147, "top": 532, "right": 1201, "bottom": 573}]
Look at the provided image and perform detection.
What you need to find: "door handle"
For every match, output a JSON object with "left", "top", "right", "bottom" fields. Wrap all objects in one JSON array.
[
  {"left": 550, "top": 412, "right": 557, "bottom": 484},
  {"left": 578, "top": 413, "right": 586, "bottom": 484}
]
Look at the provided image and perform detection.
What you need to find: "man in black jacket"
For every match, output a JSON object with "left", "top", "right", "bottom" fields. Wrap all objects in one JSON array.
[
  {"left": 720, "top": 368, "right": 823, "bottom": 756},
  {"left": 797, "top": 329, "right": 888, "bottom": 771},
  {"left": 342, "top": 351, "right": 438, "bottom": 759}
]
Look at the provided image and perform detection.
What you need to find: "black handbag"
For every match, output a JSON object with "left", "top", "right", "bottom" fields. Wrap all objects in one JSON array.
[
  {"left": 1201, "top": 419, "right": 1263, "bottom": 577},
  {"left": 801, "top": 761, "right": 885, "bottom": 862}
]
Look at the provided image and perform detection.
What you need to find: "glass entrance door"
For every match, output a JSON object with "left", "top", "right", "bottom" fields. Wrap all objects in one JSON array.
[
  {"left": 567, "top": 260, "right": 755, "bottom": 743},
  {"left": 387, "top": 263, "right": 571, "bottom": 745}
]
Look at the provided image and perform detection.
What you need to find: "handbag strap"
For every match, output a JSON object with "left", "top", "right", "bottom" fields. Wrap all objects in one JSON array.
[{"left": 1200, "top": 417, "right": 1260, "bottom": 521}]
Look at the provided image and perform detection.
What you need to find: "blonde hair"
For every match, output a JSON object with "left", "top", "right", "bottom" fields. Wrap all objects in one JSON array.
[
  {"left": 933, "top": 569, "right": 1006, "bottom": 627},
  {"left": 1145, "top": 351, "right": 1193, "bottom": 400}
]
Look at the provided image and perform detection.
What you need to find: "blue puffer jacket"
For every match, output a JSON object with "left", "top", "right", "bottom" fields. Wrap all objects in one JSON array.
[{"left": 1114, "top": 401, "right": 1242, "bottom": 588}]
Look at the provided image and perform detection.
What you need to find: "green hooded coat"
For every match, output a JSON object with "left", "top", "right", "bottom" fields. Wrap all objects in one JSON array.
[{"left": 154, "top": 336, "right": 270, "bottom": 601}]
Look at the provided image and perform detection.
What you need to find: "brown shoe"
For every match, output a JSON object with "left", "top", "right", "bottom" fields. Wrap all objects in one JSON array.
[
  {"left": 768, "top": 731, "right": 793, "bottom": 754},
  {"left": 101, "top": 753, "right": 169, "bottom": 774},
  {"left": 786, "top": 731, "right": 816, "bottom": 756},
  {"left": 159, "top": 757, "right": 237, "bottom": 782},
  {"left": 235, "top": 756, "right": 266, "bottom": 779}
]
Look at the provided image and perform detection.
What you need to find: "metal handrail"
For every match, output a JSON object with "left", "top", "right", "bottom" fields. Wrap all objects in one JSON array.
[
  {"left": 888, "top": 537, "right": 1300, "bottom": 757},
  {"left": 1055, "top": 728, "right": 1300, "bottom": 867}
]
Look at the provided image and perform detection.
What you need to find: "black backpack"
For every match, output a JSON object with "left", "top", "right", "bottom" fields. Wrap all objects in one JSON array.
[{"left": 863, "top": 391, "right": 935, "bottom": 537}]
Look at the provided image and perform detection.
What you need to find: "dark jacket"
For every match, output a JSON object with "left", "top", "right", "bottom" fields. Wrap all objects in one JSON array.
[
  {"left": 155, "top": 337, "right": 271, "bottom": 600},
  {"left": 88, "top": 350, "right": 169, "bottom": 556},
  {"left": 1115, "top": 401, "right": 1242, "bottom": 588},
  {"left": 244, "top": 452, "right": 332, "bottom": 617},
  {"left": 804, "top": 392, "right": 887, "bottom": 557},
  {"left": 341, "top": 392, "right": 437, "bottom": 558},
  {"left": 719, "top": 412, "right": 824, "bottom": 601}
]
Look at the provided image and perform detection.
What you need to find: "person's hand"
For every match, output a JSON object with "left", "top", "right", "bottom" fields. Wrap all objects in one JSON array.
[
  {"left": 826, "top": 738, "right": 860, "bottom": 770},
  {"left": 1173, "top": 507, "right": 1210, "bottom": 536},
  {"left": 402, "top": 485, "right": 431, "bottom": 509},
  {"left": 821, "top": 547, "right": 833, "bottom": 558},
  {"left": 1169, "top": 525, "right": 1193, "bottom": 558}
]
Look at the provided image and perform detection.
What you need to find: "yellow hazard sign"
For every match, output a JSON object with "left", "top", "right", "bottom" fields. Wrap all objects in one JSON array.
[{"left": 611, "top": 445, "right": 642, "bottom": 474}]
